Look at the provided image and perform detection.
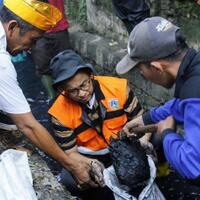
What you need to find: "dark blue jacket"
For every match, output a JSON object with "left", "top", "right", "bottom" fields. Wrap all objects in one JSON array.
[
  {"left": 0, "top": 0, "right": 3, "bottom": 7},
  {"left": 143, "top": 49, "right": 200, "bottom": 179}
]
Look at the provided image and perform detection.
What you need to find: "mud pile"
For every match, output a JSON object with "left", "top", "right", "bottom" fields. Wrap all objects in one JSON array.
[{"left": 109, "top": 138, "right": 150, "bottom": 197}]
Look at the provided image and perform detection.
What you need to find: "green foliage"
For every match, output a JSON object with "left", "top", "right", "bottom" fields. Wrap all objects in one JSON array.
[
  {"left": 94, "top": 0, "right": 113, "bottom": 12},
  {"left": 65, "top": 0, "right": 87, "bottom": 25},
  {"left": 174, "top": 1, "right": 200, "bottom": 20}
]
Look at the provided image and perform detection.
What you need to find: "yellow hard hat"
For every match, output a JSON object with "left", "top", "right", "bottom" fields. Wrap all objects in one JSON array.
[{"left": 4, "top": 0, "right": 62, "bottom": 31}]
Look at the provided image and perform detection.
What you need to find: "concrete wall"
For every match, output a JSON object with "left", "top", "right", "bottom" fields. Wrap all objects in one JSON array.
[
  {"left": 86, "top": 0, "right": 128, "bottom": 43},
  {"left": 86, "top": 0, "right": 200, "bottom": 46},
  {"left": 66, "top": 0, "right": 200, "bottom": 108}
]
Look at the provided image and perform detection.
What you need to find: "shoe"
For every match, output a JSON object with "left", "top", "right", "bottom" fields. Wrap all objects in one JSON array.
[{"left": 0, "top": 111, "right": 17, "bottom": 131}]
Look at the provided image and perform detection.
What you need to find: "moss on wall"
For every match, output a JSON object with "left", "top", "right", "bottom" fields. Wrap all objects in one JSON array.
[
  {"left": 65, "top": 0, "right": 199, "bottom": 26},
  {"left": 94, "top": 0, "right": 113, "bottom": 12},
  {"left": 65, "top": 0, "right": 87, "bottom": 25},
  {"left": 65, "top": 0, "right": 200, "bottom": 48}
]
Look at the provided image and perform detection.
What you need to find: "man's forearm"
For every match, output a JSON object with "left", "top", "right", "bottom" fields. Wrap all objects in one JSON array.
[
  {"left": 27, "top": 123, "right": 75, "bottom": 169},
  {"left": 10, "top": 112, "right": 74, "bottom": 170},
  {"left": 144, "top": 99, "right": 175, "bottom": 124}
]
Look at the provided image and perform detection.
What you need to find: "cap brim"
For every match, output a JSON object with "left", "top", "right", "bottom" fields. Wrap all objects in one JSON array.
[
  {"left": 52, "top": 64, "right": 93, "bottom": 88},
  {"left": 116, "top": 54, "right": 139, "bottom": 75}
]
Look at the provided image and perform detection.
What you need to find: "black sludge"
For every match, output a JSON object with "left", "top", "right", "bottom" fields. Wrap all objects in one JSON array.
[{"left": 109, "top": 138, "right": 150, "bottom": 197}]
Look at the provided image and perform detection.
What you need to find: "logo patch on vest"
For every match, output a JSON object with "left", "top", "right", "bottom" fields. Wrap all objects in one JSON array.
[{"left": 109, "top": 98, "right": 119, "bottom": 110}]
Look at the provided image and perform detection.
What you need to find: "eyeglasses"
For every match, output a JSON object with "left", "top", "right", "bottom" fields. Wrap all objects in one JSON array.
[{"left": 65, "top": 79, "right": 91, "bottom": 97}]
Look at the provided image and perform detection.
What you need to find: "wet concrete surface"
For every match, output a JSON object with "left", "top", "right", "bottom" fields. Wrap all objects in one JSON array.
[{"left": 15, "top": 56, "right": 200, "bottom": 200}]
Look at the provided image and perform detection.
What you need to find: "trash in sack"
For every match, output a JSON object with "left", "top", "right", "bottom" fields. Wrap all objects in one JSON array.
[
  {"left": 104, "top": 138, "right": 165, "bottom": 200},
  {"left": 0, "top": 149, "right": 37, "bottom": 200},
  {"left": 104, "top": 156, "right": 165, "bottom": 200},
  {"left": 109, "top": 138, "right": 150, "bottom": 197}
]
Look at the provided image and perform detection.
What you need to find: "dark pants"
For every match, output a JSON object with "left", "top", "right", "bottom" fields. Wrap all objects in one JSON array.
[
  {"left": 0, "top": 111, "right": 14, "bottom": 125},
  {"left": 31, "top": 29, "right": 71, "bottom": 76},
  {"left": 60, "top": 153, "right": 115, "bottom": 200},
  {"left": 112, "top": 0, "right": 150, "bottom": 34}
]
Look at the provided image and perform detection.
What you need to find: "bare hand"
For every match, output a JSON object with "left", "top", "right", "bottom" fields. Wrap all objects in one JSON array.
[
  {"left": 157, "top": 116, "right": 175, "bottom": 136},
  {"left": 123, "top": 115, "right": 144, "bottom": 136},
  {"left": 139, "top": 133, "right": 153, "bottom": 151},
  {"left": 139, "top": 133, "right": 158, "bottom": 163},
  {"left": 90, "top": 159, "right": 105, "bottom": 187},
  {"left": 68, "top": 153, "right": 100, "bottom": 189}
]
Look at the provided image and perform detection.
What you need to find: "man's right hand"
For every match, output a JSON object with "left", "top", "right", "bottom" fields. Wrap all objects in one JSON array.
[{"left": 66, "top": 149, "right": 104, "bottom": 189}]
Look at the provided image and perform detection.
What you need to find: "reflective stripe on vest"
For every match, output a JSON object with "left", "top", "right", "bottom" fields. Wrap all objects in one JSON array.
[{"left": 78, "top": 146, "right": 109, "bottom": 155}]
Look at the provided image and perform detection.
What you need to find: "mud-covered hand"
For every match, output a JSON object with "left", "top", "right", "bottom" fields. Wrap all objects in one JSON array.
[
  {"left": 66, "top": 151, "right": 100, "bottom": 189},
  {"left": 122, "top": 115, "right": 144, "bottom": 136},
  {"left": 139, "top": 133, "right": 158, "bottom": 163},
  {"left": 89, "top": 159, "right": 105, "bottom": 187},
  {"left": 139, "top": 132, "right": 153, "bottom": 151}
]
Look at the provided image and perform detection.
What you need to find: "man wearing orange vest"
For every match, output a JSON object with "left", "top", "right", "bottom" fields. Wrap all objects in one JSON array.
[{"left": 48, "top": 50, "right": 146, "bottom": 199}]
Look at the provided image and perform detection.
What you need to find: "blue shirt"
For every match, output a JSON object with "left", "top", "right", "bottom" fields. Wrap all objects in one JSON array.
[
  {"left": 0, "top": 0, "right": 3, "bottom": 7},
  {"left": 143, "top": 49, "right": 200, "bottom": 179},
  {"left": 150, "top": 98, "right": 200, "bottom": 179}
]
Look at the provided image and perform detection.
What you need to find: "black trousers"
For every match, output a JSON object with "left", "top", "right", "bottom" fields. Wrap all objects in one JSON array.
[
  {"left": 112, "top": 0, "right": 150, "bottom": 34},
  {"left": 31, "top": 29, "right": 71, "bottom": 76}
]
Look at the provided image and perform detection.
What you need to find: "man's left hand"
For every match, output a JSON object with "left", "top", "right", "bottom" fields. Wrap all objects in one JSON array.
[{"left": 89, "top": 159, "right": 105, "bottom": 187}]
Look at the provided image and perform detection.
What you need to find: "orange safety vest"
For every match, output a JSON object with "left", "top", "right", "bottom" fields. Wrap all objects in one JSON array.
[{"left": 48, "top": 76, "right": 128, "bottom": 154}]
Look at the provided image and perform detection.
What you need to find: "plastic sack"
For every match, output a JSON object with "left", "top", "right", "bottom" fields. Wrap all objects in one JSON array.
[
  {"left": 0, "top": 149, "right": 37, "bottom": 200},
  {"left": 103, "top": 155, "right": 165, "bottom": 200}
]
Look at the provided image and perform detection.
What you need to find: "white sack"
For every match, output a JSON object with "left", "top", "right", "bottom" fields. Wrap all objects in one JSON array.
[{"left": 0, "top": 149, "right": 37, "bottom": 200}]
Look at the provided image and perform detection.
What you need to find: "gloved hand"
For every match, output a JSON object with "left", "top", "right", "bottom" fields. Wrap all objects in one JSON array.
[{"left": 89, "top": 159, "right": 105, "bottom": 187}]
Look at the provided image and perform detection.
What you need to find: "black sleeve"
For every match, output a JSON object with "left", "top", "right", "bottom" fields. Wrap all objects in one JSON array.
[{"left": 124, "top": 90, "right": 143, "bottom": 119}]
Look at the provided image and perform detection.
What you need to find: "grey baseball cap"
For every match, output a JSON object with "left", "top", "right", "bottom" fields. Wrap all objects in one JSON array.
[
  {"left": 50, "top": 50, "right": 94, "bottom": 87},
  {"left": 116, "top": 16, "right": 180, "bottom": 74}
]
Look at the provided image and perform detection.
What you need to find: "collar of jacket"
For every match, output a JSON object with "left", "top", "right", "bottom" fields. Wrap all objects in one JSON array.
[
  {"left": 80, "top": 79, "right": 105, "bottom": 109},
  {"left": 80, "top": 79, "right": 107, "bottom": 126},
  {"left": 174, "top": 48, "right": 197, "bottom": 98},
  {"left": 93, "top": 79, "right": 105, "bottom": 101}
]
